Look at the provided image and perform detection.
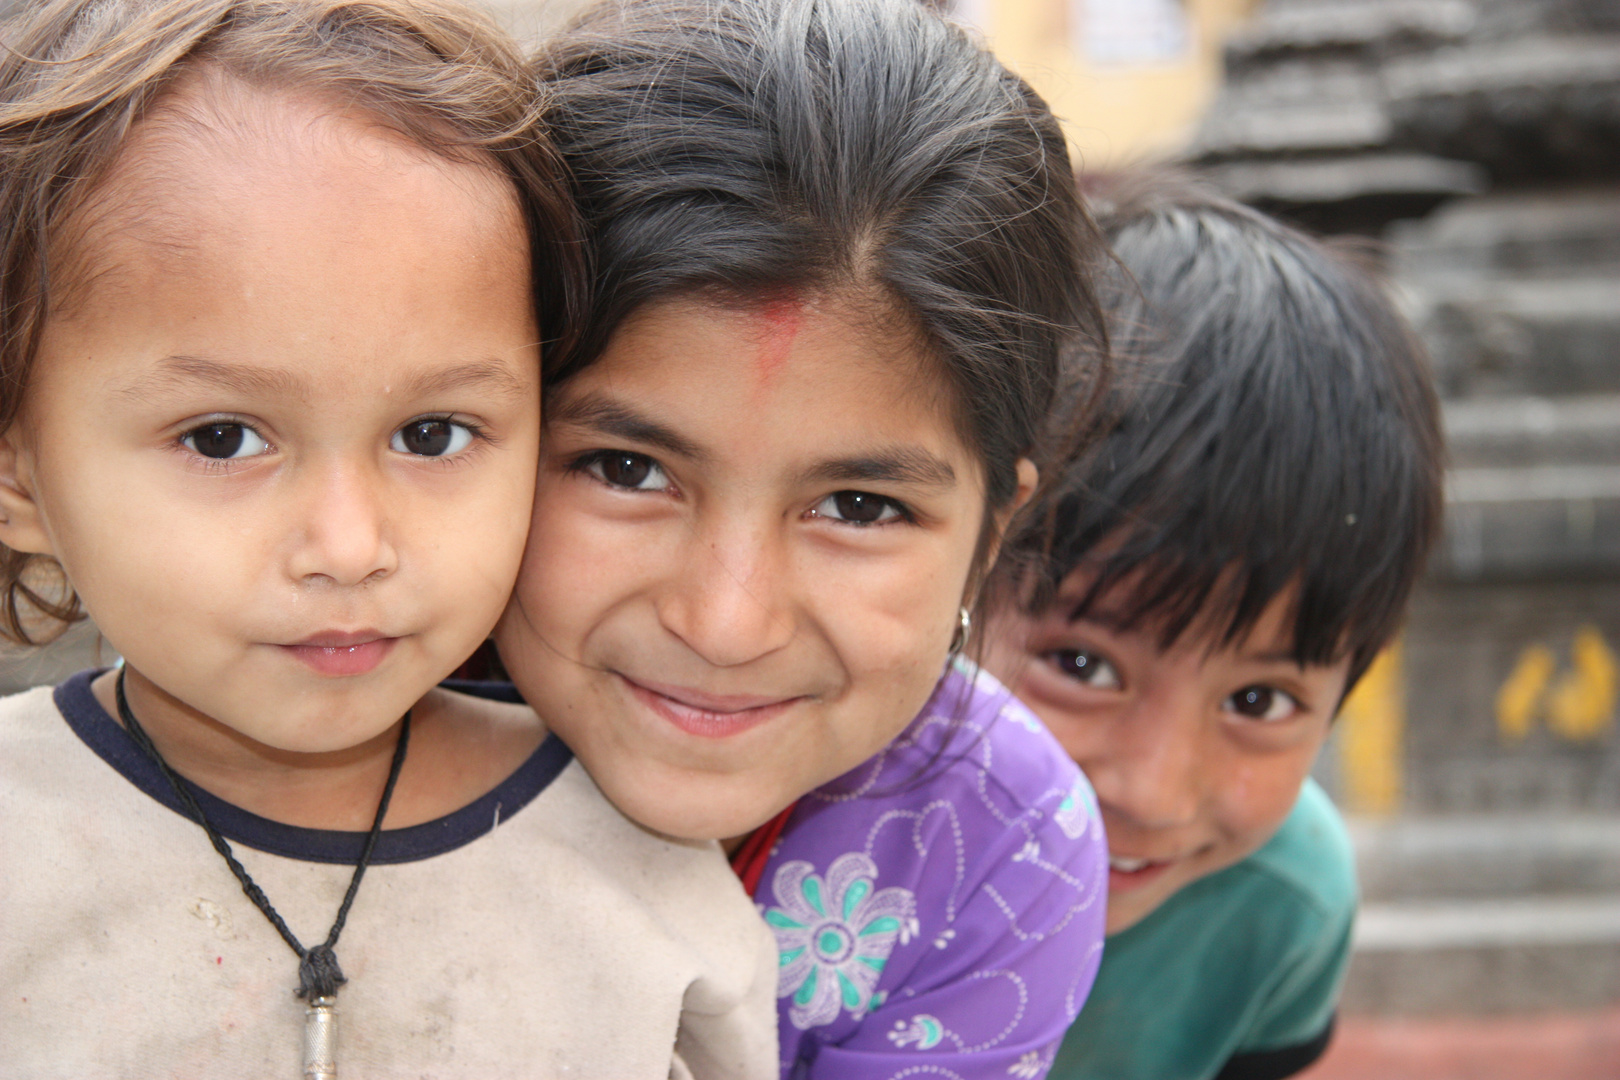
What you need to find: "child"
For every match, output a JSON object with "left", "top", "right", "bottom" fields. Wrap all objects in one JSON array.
[
  {"left": 493, "top": 0, "right": 1110, "bottom": 1076},
  {"left": 0, "top": 2, "right": 775, "bottom": 1076},
  {"left": 982, "top": 174, "right": 1445, "bottom": 1080}
]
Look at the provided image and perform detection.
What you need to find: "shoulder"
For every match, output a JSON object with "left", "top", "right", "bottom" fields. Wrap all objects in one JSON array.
[
  {"left": 0, "top": 674, "right": 104, "bottom": 785},
  {"left": 789, "top": 662, "right": 1107, "bottom": 917},
  {"left": 0, "top": 680, "right": 66, "bottom": 728},
  {"left": 808, "top": 660, "right": 1099, "bottom": 839},
  {"left": 1241, "top": 779, "right": 1357, "bottom": 927},
  {"left": 765, "top": 663, "right": 1108, "bottom": 1059},
  {"left": 1060, "top": 782, "right": 1355, "bottom": 1080},
  {"left": 543, "top": 756, "right": 769, "bottom": 929},
  {"left": 1128, "top": 779, "right": 1355, "bottom": 968}
]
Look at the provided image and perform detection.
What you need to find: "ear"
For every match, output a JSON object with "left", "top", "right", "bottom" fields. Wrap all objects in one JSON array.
[
  {"left": 0, "top": 425, "right": 54, "bottom": 557},
  {"left": 967, "top": 457, "right": 1039, "bottom": 605}
]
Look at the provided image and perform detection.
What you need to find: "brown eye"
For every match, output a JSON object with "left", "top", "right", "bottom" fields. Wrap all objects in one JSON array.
[
  {"left": 1048, "top": 649, "right": 1121, "bottom": 690},
  {"left": 812, "top": 490, "right": 906, "bottom": 526},
  {"left": 183, "top": 422, "right": 267, "bottom": 460},
  {"left": 585, "top": 451, "right": 668, "bottom": 491},
  {"left": 392, "top": 417, "right": 473, "bottom": 457},
  {"left": 1225, "top": 686, "right": 1296, "bottom": 722}
]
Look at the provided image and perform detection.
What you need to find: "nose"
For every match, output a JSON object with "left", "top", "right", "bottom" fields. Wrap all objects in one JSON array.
[
  {"left": 657, "top": 517, "right": 795, "bottom": 667},
  {"left": 1090, "top": 687, "right": 1208, "bottom": 831},
  {"left": 284, "top": 461, "right": 399, "bottom": 587}
]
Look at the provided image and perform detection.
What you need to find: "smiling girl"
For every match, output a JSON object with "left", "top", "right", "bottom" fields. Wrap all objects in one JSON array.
[
  {"left": 0, "top": 2, "right": 774, "bottom": 1075},
  {"left": 493, "top": 1, "right": 1111, "bottom": 1076}
]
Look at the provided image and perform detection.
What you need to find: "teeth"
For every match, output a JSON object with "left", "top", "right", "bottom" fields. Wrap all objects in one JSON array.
[{"left": 1109, "top": 855, "right": 1153, "bottom": 873}]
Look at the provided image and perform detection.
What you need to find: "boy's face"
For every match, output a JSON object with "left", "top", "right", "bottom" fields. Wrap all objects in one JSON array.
[
  {"left": 985, "top": 572, "right": 1350, "bottom": 934},
  {"left": 0, "top": 80, "right": 540, "bottom": 754},
  {"left": 497, "top": 294, "right": 1025, "bottom": 841}
]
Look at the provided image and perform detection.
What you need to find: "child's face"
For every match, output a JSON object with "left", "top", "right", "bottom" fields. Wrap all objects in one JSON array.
[
  {"left": 985, "top": 573, "right": 1350, "bottom": 934},
  {"left": 498, "top": 294, "right": 1006, "bottom": 840},
  {"left": 0, "top": 81, "right": 540, "bottom": 753}
]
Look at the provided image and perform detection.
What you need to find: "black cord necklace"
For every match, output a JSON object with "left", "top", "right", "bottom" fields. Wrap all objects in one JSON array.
[{"left": 115, "top": 669, "right": 410, "bottom": 1079}]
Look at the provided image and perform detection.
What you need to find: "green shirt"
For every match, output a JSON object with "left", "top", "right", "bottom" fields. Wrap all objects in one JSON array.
[{"left": 1051, "top": 779, "right": 1356, "bottom": 1080}]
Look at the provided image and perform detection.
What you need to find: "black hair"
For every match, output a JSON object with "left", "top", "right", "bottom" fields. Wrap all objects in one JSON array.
[
  {"left": 1010, "top": 172, "right": 1444, "bottom": 691},
  {"left": 535, "top": 0, "right": 1107, "bottom": 527}
]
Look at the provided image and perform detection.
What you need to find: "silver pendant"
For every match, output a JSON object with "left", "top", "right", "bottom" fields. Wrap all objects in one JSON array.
[{"left": 303, "top": 995, "right": 338, "bottom": 1079}]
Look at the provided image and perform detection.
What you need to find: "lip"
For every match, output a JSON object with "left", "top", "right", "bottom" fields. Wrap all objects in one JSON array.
[
  {"left": 618, "top": 673, "right": 801, "bottom": 739},
  {"left": 1106, "top": 852, "right": 1180, "bottom": 894},
  {"left": 278, "top": 631, "right": 397, "bottom": 677}
]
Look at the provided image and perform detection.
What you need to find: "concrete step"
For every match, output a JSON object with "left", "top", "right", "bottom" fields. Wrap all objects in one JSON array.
[
  {"left": 1401, "top": 276, "right": 1620, "bottom": 399},
  {"left": 1383, "top": 35, "right": 1620, "bottom": 181},
  {"left": 1445, "top": 395, "right": 1620, "bottom": 470},
  {"left": 1222, "top": 0, "right": 1475, "bottom": 77},
  {"left": 1344, "top": 894, "right": 1620, "bottom": 1013},
  {"left": 1390, "top": 189, "right": 1620, "bottom": 283},
  {"left": 1351, "top": 814, "right": 1620, "bottom": 902},
  {"left": 1341, "top": 814, "right": 1620, "bottom": 1015}
]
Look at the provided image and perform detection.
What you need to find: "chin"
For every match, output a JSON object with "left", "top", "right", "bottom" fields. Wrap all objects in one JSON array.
[{"left": 605, "top": 772, "right": 782, "bottom": 843}]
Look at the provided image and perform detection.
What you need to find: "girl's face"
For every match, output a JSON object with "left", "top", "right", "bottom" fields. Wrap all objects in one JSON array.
[
  {"left": 0, "top": 79, "right": 540, "bottom": 757},
  {"left": 498, "top": 295, "right": 1025, "bottom": 840}
]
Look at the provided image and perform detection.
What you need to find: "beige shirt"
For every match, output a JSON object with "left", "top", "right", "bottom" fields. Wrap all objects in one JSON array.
[{"left": 0, "top": 674, "right": 777, "bottom": 1079}]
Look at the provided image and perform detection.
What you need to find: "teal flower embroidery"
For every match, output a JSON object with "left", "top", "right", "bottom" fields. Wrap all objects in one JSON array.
[
  {"left": 1053, "top": 777, "right": 1097, "bottom": 840},
  {"left": 765, "top": 852, "right": 917, "bottom": 1029}
]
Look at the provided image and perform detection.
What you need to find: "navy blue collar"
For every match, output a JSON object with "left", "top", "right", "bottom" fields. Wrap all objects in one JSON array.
[{"left": 56, "top": 670, "right": 571, "bottom": 866}]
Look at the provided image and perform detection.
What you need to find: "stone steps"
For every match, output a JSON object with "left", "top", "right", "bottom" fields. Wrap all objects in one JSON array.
[{"left": 1342, "top": 815, "right": 1620, "bottom": 1013}]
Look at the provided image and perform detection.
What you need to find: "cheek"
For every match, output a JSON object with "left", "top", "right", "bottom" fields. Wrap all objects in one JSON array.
[
  {"left": 1211, "top": 751, "right": 1318, "bottom": 847},
  {"left": 810, "top": 546, "right": 960, "bottom": 674},
  {"left": 37, "top": 455, "right": 250, "bottom": 616},
  {"left": 511, "top": 485, "right": 632, "bottom": 639}
]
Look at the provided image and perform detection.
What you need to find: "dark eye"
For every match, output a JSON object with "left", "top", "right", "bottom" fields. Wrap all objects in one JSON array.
[
  {"left": 811, "top": 490, "right": 904, "bottom": 525},
  {"left": 1047, "top": 649, "right": 1122, "bottom": 690},
  {"left": 1225, "top": 685, "right": 1297, "bottom": 722},
  {"left": 585, "top": 451, "right": 669, "bottom": 491},
  {"left": 392, "top": 418, "right": 474, "bottom": 458},
  {"left": 182, "top": 422, "right": 268, "bottom": 460}
]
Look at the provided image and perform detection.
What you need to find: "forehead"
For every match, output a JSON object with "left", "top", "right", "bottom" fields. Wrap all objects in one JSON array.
[
  {"left": 575, "top": 292, "right": 949, "bottom": 417},
  {"left": 54, "top": 69, "right": 525, "bottom": 312},
  {"left": 1054, "top": 562, "right": 1318, "bottom": 665}
]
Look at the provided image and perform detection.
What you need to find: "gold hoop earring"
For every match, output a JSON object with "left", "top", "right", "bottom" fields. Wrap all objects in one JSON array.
[{"left": 949, "top": 606, "right": 972, "bottom": 654}]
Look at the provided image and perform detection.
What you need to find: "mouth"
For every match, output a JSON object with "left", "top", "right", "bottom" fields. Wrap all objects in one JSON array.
[
  {"left": 1106, "top": 852, "right": 1179, "bottom": 893},
  {"left": 278, "top": 631, "right": 398, "bottom": 677},
  {"left": 617, "top": 673, "right": 801, "bottom": 739}
]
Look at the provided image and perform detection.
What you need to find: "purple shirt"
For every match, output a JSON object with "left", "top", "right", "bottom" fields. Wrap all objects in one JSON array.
[{"left": 757, "top": 659, "right": 1108, "bottom": 1080}]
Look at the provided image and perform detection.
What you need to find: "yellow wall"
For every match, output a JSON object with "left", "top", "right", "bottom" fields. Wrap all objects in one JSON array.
[{"left": 962, "top": 0, "right": 1258, "bottom": 170}]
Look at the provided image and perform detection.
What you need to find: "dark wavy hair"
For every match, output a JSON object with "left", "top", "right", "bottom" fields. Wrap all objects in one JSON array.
[
  {"left": 1009, "top": 172, "right": 1444, "bottom": 692},
  {"left": 536, "top": 0, "right": 1109, "bottom": 558}
]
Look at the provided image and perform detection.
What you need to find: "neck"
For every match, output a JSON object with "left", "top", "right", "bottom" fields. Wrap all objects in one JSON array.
[{"left": 94, "top": 667, "right": 407, "bottom": 831}]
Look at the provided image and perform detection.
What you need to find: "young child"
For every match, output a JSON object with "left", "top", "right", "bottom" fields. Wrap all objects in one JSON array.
[
  {"left": 983, "top": 174, "right": 1445, "bottom": 1080},
  {"left": 0, "top": 2, "right": 775, "bottom": 1076},
  {"left": 492, "top": 1, "right": 1110, "bottom": 1076}
]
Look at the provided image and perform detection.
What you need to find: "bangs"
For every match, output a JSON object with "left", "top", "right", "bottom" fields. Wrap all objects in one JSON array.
[{"left": 1015, "top": 178, "right": 1443, "bottom": 687}]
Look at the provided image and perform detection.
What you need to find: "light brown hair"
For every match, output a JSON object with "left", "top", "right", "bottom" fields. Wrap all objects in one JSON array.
[{"left": 0, "top": 0, "right": 579, "bottom": 644}]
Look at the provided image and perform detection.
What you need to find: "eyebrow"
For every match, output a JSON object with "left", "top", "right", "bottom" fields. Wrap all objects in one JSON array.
[
  {"left": 548, "top": 393, "right": 710, "bottom": 463},
  {"left": 803, "top": 449, "right": 957, "bottom": 489},
  {"left": 400, "top": 358, "right": 530, "bottom": 402},
  {"left": 119, "top": 355, "right": 529, "bottom": 404},
  {"left": 119, "top": 355, "right": 307, "bottom": 401}
]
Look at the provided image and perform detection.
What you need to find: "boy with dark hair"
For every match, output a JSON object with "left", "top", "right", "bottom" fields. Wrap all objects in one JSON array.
[{"left": 984, "top": 174, "right": 1444, "bottom": 1080}]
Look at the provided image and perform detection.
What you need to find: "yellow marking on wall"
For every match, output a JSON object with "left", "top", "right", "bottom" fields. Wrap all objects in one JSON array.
[
  {"left": 1337, "top": 643, "right": 1403, "bottom": 816},
  {"left": 1496, "top": 644, "right": 1556, "bottom": 743},
  {"left": 1546, "top": 625, "right": 1618, "bottom": 743}
]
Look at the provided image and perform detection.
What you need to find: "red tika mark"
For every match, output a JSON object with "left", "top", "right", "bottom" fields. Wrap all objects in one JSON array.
[{"left": 754, "top": 292, "right": 802, "bottom": 384}]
